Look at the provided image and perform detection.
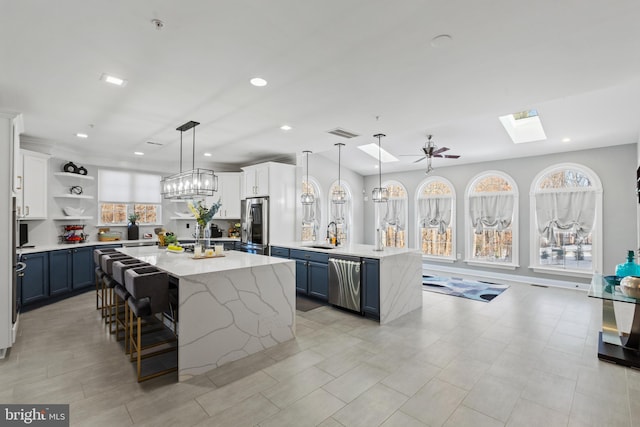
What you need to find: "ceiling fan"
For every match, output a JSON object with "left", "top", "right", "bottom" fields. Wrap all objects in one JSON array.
[{"left": 400, "top": 135, "right": 460, "bottom": 173}]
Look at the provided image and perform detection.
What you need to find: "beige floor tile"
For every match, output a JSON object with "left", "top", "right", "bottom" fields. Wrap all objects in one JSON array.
[
  {"left": 194, "top": 394, "right": 279, "bottom": 427},
  {"left": 71, "top": 404, "right": 133, "bottom": 427},
  {"left": 569, "top": 390, "right": 631, "bottom": 427},
  {"left": 412, "top": 339, "right": 464, "bottom": 368},
  {"left": 332, "top": 384, "right": 408, "bottom": 427},
  {"left": 196, "top": 370, "right": 277, "bottom": 417},
  {"left": 381, "top": 360, "right": 441, "bottom": 397},
  {"left": 206, "top": 350, "right": 278, "bottom": 387},
  {"left": 437, "top": 355, "right": 491, "bottom": 390},
  {"left": 315, "top": 345, "right": 376, "bottom": 377},
  {"left": 135, "top": 400, "right": 209, "bottom": 427},
  {"left": 262, "top": 349, "right": 325, "bottom": 381},
  {"left": 575, "top": 362, "right": 628, "bottom": 399},
  {"left": 506, "top": 398, "right": 569, "bottom": 427},
  {"left": 521, "top": 369, "right": 576, "bottom": 415},
  {"left": 322, "top": 362, "right": 390, "bottom": 403},
  {"left": 400, "top": 378, "right": 467, "bottom": 426},
  {"left": 546, "top": 331, "right": 586, "bottom": 356},
  {"left": 462, "top": 375, "right": 521, "bottom": 422},
  {"left": 258, "top": 388, "right": 345, "bottom": 427},
  {"left": 261, "top": 366, "right": 334, "bottom": 409},
  {"left": 317, "top": 417, "right": 346, "bottom": 427},
  {"left": 443, "top": 405, "right": 504, "bottom": 427},
  {"left": 380, "top": 411, "right": 427, "bottom": 427}
]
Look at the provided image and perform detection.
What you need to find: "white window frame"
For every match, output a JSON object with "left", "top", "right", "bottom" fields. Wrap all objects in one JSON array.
[
  {"left": 415, "top": 176, "right": 456, "bottom": 262},
  {"left": 464, "top": 170, "right": 519, "bottom": 270},
  {"left": 380, "top": 180, "right": 409, "bottom": 248},
  {"left": 300, "top": 175, "right": 323, "bottom": 241},
  {"left": 98, "top": 169, "right": 163, "bottom": 226},
  {"left": 328, "top": 180, "right": 353, "bottom": 245},
  {"left": 529, "top": 162, "right": 602, "bottom": 278}
]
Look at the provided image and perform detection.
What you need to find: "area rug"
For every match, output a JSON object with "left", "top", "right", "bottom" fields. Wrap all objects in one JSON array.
[
  {"left": 422, "top": 276, "right": 509, "bottom": 302},
  {"left": 296, "top": 295, "right": 325, "bottom": 312}
]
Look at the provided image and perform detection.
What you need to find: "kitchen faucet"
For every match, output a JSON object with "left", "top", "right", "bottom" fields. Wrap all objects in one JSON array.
[{"left": 327, "top": 222, "right": 339, "bottom": 246}]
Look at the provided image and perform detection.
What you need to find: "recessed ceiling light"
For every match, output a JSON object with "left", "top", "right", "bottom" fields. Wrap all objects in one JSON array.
[
  {"left": 562, "top": 137, "right": 571, "bottom": 143},
  {"left": 250, "top": 77, "right": 267, "bottom": 87},
  {"left": 357, "top": 143, "right": 399, "bottom": 163},
  {"left": 203, "top": 152, "right": 212, "bottom": 157},
  {"left": 280, "top": 125, "right": 292, "bottom": 131},
  {"left": 134, "top": 152, "right": 144, "bottom": 156},
  {"left": 100, "top": 73, "right": 127, "bottom": 87},
  {"left": 76, "top": 133, "right": 88, "bottom": 139}
]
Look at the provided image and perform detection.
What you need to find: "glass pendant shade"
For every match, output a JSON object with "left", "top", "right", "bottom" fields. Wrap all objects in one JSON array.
[
  {"left": 162, "top": 120, "right": 218, "bottom": 199},
  {"left": 332, "top": 143, "right": 346, "bottom": 205},
  {"left": 372, "top": 133, "right": 388, "bottom": 203},
  {"left": 301, "top": 150, "right": 315, "bottom": 205},
  {"left": 301, "top": 191, "right": 315, "bottom": 205}
]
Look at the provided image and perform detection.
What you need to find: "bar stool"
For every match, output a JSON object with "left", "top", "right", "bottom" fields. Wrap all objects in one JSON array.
[
  {"left": 112, "top": 259, "right": 149, "bottom": 348},
  {"left": 125, "top": 266, "right": 178, "bottom": 382},
  {"left": 93, "top": 248, "right": 119, "bottom": 311},
  {"left": 101, "top": 253, "right": 134, "bottom": 327}
]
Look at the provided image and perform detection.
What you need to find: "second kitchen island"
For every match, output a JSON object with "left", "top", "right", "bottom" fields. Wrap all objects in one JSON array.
[{"left": 117, "top": 246, "right": 296, "bottom": 381}]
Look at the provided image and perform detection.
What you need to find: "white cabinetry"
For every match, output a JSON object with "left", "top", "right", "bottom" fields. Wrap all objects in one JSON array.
[
  {"left": 241, "top": 162, "right": 296, "bottom": 243},
  {"left": 16, "top": 150, "right": 49, "bottom": 220},
  {"left": 207, "top": 172, "right": 241, "bottom": 219}
]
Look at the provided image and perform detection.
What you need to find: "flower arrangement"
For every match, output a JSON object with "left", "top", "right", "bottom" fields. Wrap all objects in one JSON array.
[
  {"left": 188, "top": 199, "right": 222, "bottom": 228},
  {"left": 128, "top": 213, "right": 140, "bottom": 224}
]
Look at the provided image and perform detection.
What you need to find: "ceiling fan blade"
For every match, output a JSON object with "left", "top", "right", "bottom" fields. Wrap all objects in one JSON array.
[
  {"left": 432, "top": 146, "right": 450, "bottom": 155},
  {"left": 413, "top": 157, "right": 426, "bottom": 163},
  {"left": 432, "top": 154, "right": 444, "bottom": 158},
  {"left": 443, "top": 154, "right": 460, "bottom": 159}
]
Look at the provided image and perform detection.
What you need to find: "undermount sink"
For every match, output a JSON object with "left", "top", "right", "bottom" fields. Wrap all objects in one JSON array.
[{"left": 305, "top": 244, "right": 337, "bottom": 250}]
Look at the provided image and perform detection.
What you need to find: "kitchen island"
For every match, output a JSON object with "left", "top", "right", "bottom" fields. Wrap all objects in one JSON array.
[
  {"left": 117, "top": 246, "right": 296, "bottom": 381},
  {"left": 271, "top": 242, "right": 422, "bottom": 324}
]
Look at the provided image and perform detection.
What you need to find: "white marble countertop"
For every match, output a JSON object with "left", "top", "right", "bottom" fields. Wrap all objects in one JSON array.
[
  {"left": 19, "top": 237, "right": 240, "bottom": 254},
  {"left": 118, "top": 245, "right": 293, "bottom": 278},
  {"left": 270, "top": 241, "right": 421, "bottom": 259}
]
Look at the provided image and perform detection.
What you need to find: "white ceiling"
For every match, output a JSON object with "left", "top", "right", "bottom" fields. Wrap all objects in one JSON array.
[{"left": 2, "top": 1, "right": 640, "bottom": 176}]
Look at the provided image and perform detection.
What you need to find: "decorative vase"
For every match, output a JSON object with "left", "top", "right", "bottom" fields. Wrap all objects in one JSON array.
[
  {"left": 127, "top": 222, "right": 139, "bottom": 240},
  {"left": 615, "top": 250, "right": 640, "bottom": 278}
]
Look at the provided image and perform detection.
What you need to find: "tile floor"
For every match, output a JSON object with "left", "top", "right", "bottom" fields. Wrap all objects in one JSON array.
[{"left": 2, "top": 280, "right": 640, "bottom": 427}]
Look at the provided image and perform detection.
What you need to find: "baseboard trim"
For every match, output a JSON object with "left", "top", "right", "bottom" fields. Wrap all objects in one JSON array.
[{"left": 422, "top": 262, "right": 589, "bottom": 292}]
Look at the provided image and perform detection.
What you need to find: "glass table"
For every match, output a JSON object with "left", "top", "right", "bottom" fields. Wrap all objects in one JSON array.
[{"left": 588, "top": 274, "right": 640, "bottom": 367}]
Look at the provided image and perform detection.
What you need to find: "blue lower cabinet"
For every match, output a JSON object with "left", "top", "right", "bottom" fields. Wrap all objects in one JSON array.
[
  {"left": 308, "top": 261, "right": 328, "bottom": 300},
  {"left": 270, "top": 246, "right": 290, "bottom": 259},
  {"left": 49, "top": 249, "right": 73, "bottom": 296},
  {"left": 362, "top": 258, "right": 380, "bottom": 317},
  {"left": 295, "top": 260, "right": 309, "bottom": 294},
  {"left": 72, "top": 246, "right": 94, "bottom": 289},
  {"left": 21, "top": 252, "right": 49, "bottom": 306}
]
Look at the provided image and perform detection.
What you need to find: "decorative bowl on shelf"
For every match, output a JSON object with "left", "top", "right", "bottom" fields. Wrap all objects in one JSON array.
[
  {"left": 63, "top": 207, "right": 85, "bottom": 216},
  {"left": 174, "top": 212, "right": 194, "bottom": 218}
]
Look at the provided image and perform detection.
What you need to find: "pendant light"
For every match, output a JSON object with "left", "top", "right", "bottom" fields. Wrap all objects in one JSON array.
[
  {"left": 371, "top": 133, "right": 389, "bottom": 203},
  {"left": 331, "top": 143, "right": 346, "bottom": 204},
  {"left": 301, "top": 150, "right": 315, "bottom": 205},
  {"left": 161, "top": 121, "right": 218, "bottom": 199}
]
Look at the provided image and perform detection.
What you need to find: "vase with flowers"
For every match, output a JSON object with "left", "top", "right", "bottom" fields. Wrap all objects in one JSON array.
[
  {"left": 188, "top": 199, "right": 222, "bottom": 245},
  {"left": 127, "top": 213, "right": 140, "bottom": 240}
]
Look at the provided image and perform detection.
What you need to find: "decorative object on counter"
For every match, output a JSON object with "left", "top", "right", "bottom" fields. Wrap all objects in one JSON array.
[
  {"left": 229, "top": 222, "right": 241, "bottom": 238},
  {"left": 143, "top": 233, "right": 152, "bottom": 239},
  {"left": 603, "top": 275, "right": 621, "bottom": 293},
  {"left": 61, "top": 224, "right": 87, "bottom": 243},
  {"left": 161, "top": 120, "right": 218, "bottom": 199},
  {"left": 70, "top": 185, "right": 83, "bottom": 195},
  {"left": 77, "top": 166, "right": 87, "bottom": 175},
  {"left": 331, "top": 143, "right": 346, "bottom": 205},
  {"left": 164, "top": 232, "right": 178, "bottom": 246},
  {"left": 63, "top": 206, "right": 85, "bottom": 216},
  {"left": 372, "top": 133, "right": 388, "bottom": 251},
  {"left": 188, "top": 199, "right": 221, "bottom": 239},
  {"left": 301, "top": 150, "right": 315, "bottom": 206},
  {"left": 620, "top": 276, "right": 640, "bottom": 299},
  {"left": 615, "top": 250, "right": 640, "bottom": 278},
  {"left": 127, "top": 213, "right": 140, "bottom": 240},
  {"left": 98, "top": 227, "right": 122, "bottom": 241}
]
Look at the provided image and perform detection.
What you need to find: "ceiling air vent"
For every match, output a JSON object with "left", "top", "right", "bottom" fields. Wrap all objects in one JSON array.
[
  {"left": 327, "top": 128, "right": 359, "bottom": 139},
  {"left": 146, "top": 141, "right": 163, "bottom": 146}
]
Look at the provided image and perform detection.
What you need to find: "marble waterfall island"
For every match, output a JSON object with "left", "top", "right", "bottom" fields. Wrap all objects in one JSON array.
[{"left": 118, "top": 246, "right": 296, "bottom": 381}]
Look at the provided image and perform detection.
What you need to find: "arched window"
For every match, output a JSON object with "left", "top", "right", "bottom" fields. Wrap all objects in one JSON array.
[
  {"left": 301, "top": 176, "right": 322, "bottom": 242},
  {"left": 465, "top": 171, "right": 518, "bottom": 268},
  {"left": 416, "top": 176, "right": 455, "bottom": 260},
  {"left": 530, "top": 163, "right": 602, "bottom": 276},
  {"left": 381, "top": 180, "right": 408, "bottom": 248},
  {"left": 328, "top": 181, "right": 352, "bottom": 245}
]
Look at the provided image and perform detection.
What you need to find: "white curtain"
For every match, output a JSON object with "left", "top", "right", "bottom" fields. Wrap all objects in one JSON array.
[
  {"left": 383, "top": 198, "right": 406, "bottom": 228},
  {"left": 468, "top": 194, "right": 514, "bottom": 234},
  {"left": 418, "top": 196, "right": 452, "bottom": 235},
  {"left": 535, "top": 191, "right": 596, "bottom": 244}
]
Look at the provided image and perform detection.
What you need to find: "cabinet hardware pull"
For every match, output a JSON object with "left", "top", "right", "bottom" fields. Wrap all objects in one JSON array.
[
  {"left": 17, "top": 175, "right": 22, "bottom": 190},
  {"left": 25, "top": 206, "right": 30, "bottom": 216}
]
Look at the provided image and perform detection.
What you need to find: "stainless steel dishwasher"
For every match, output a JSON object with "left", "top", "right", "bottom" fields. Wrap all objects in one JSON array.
[{"left": 328, "top": 255, "right": 361, "bottom": 313}]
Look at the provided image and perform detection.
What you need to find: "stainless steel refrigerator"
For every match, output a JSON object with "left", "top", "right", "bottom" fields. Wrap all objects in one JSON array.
[{"left": 240, "top": 197, "right": 269, "bottom": 255}]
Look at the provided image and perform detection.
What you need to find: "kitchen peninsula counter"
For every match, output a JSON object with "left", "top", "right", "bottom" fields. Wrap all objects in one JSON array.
[
  {"left": 117, "top": 246, "right": 296, "bottom": 381},
  {"left": 271, "top": 242, "right": 422, "bottom": 324}
]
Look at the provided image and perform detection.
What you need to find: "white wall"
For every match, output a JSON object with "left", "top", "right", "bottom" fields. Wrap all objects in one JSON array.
[
  {"left": 295, "top": 152, "right": 365, "bottom": 244},
  {"left": 364, "top": 144, "right": 638, "bottom": 285}
]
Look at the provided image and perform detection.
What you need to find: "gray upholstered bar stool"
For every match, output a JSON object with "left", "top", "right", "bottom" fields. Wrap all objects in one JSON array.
[
  {"left": 93, "top": 248, "right": 119, "bottom": 311},
  {"left": 111, "top": 259, "right": 149, "bottom": 348},
  {"left": 101, "top": 253, "right": 134, "bottom": 327},
  {"left": 124, "top": 266, "right": 178, "bottom": 382}
]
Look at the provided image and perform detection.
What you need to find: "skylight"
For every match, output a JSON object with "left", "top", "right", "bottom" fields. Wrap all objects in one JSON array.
[
  {"left": 498, "top": 109, "right": 547, "bottom": 144},
  {"left": 357, "top": 143, "right": 398, "bottom": 163}
]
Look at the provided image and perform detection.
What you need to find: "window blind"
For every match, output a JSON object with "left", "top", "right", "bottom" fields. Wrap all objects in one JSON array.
[{"left": 98, "top": 169, "right": 161, "bottom": 203}]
